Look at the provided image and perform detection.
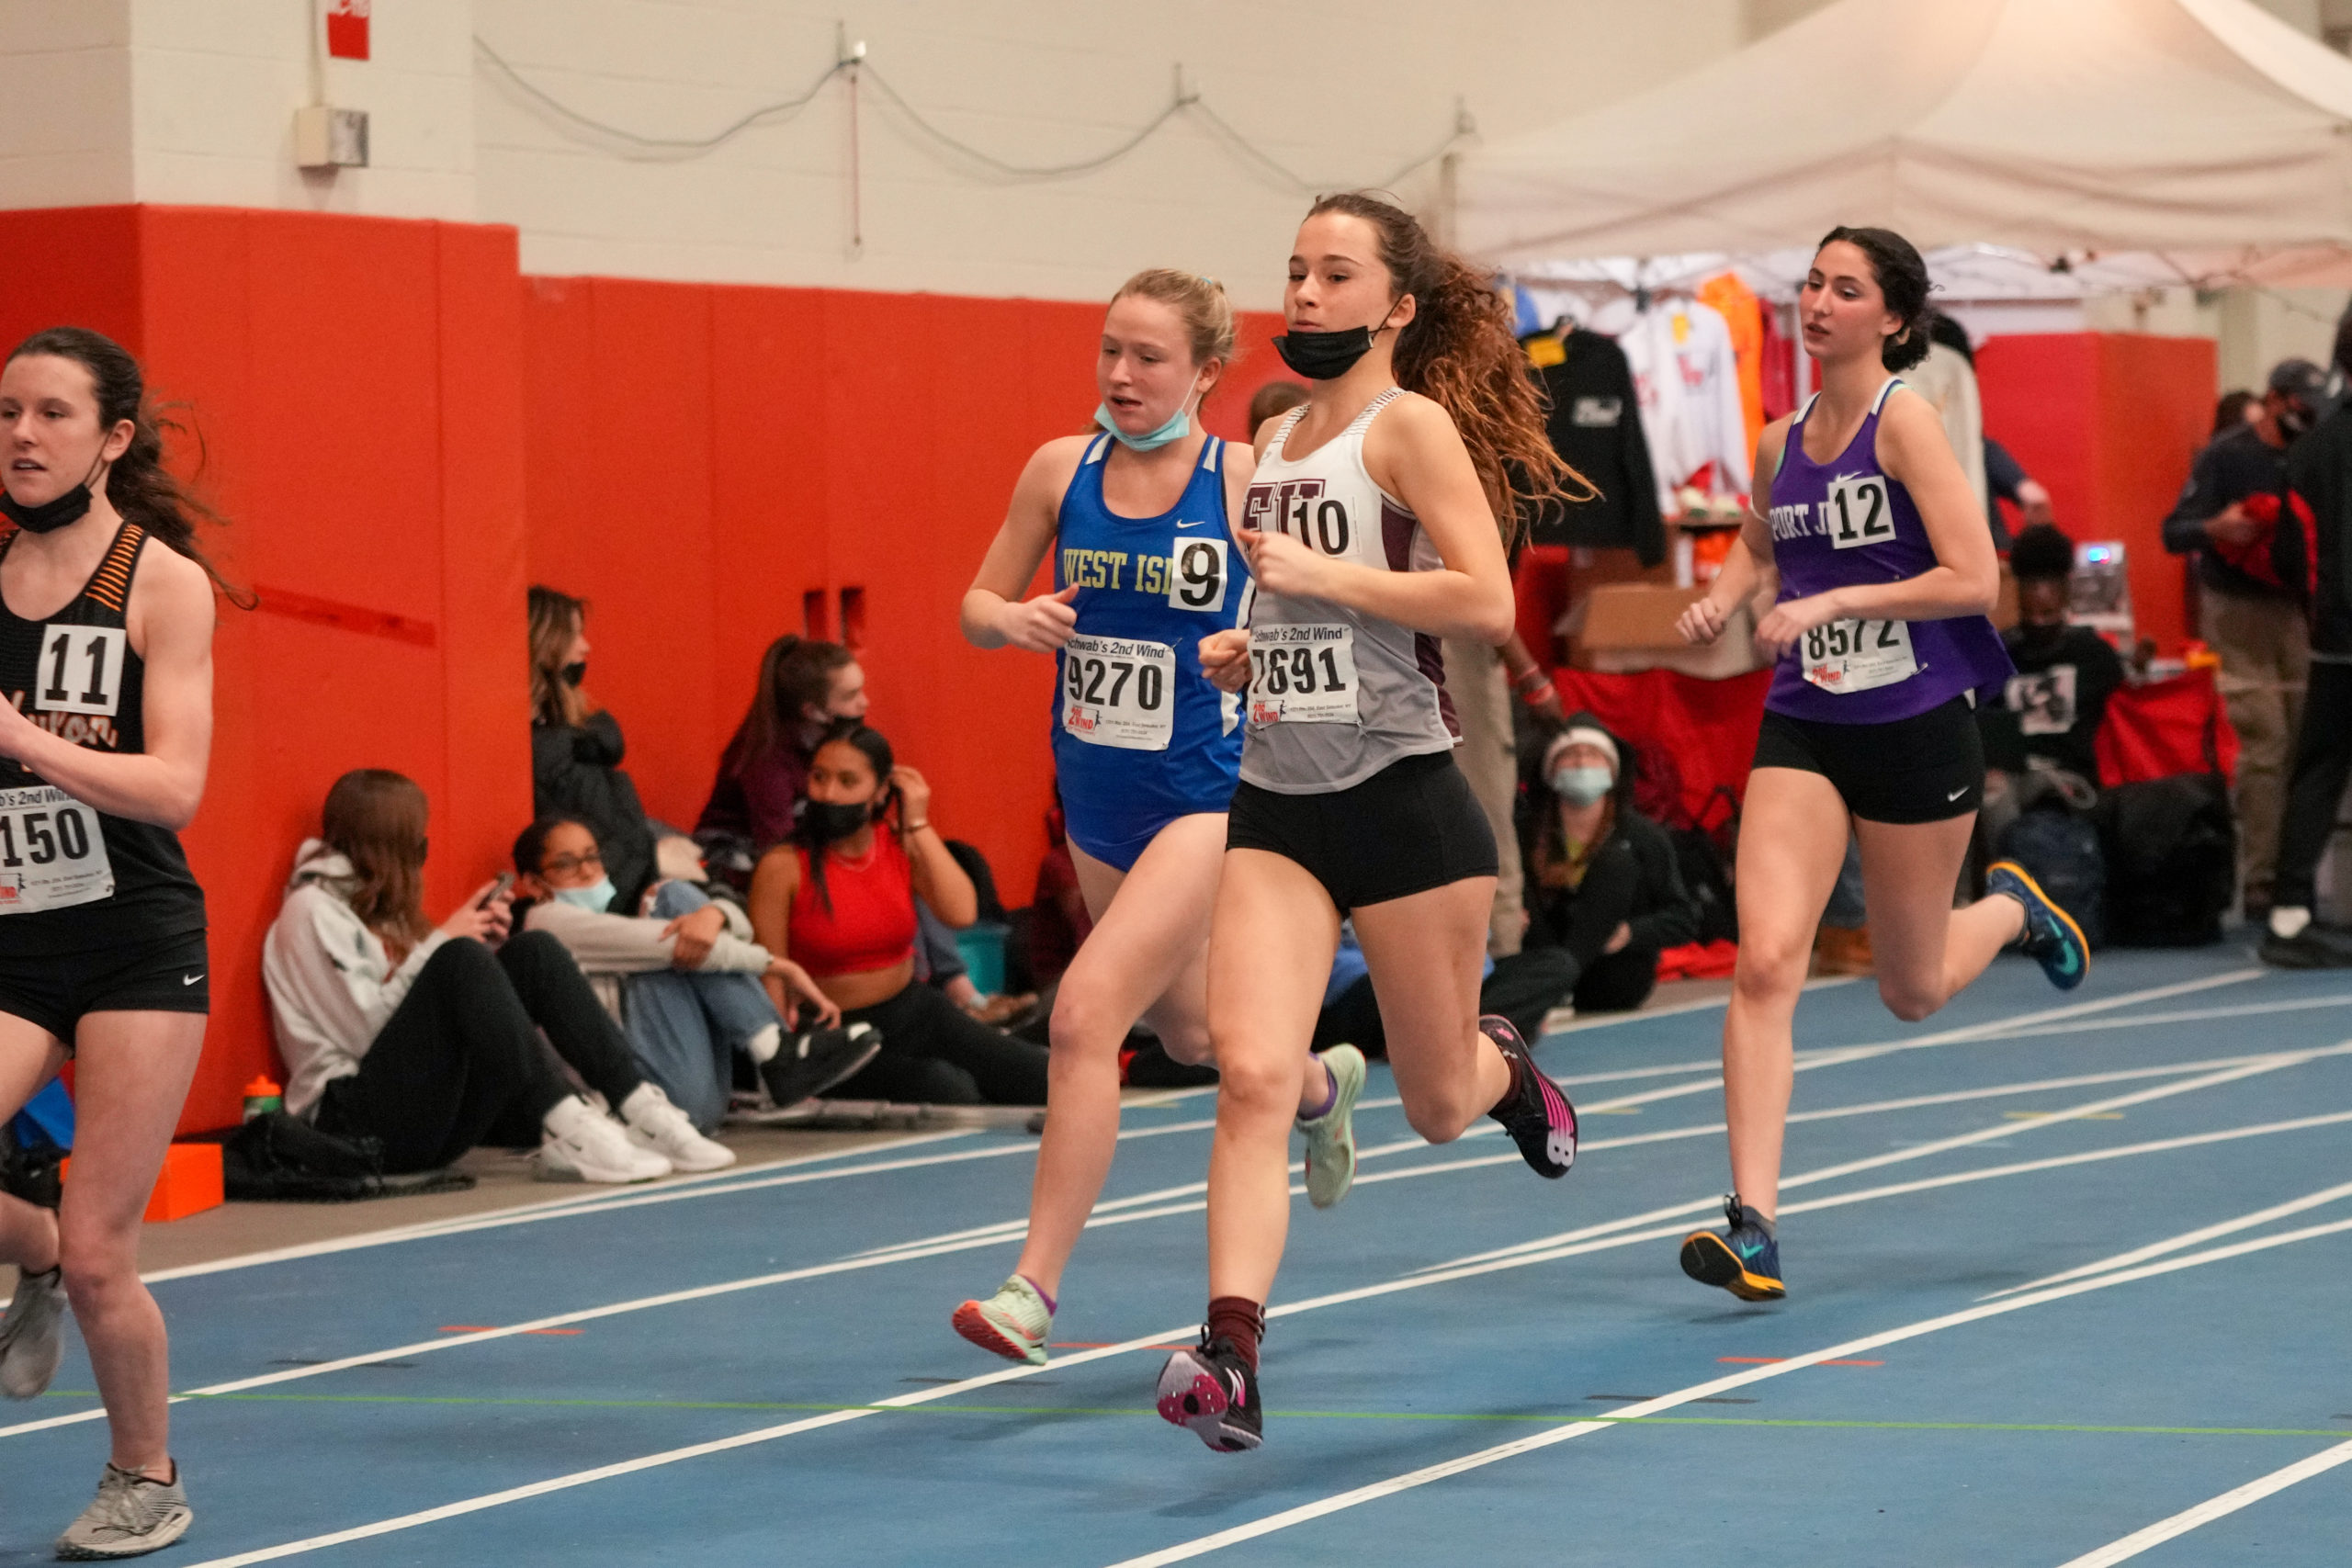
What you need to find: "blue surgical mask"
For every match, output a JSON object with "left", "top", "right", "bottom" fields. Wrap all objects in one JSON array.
[
  {"left": 1551, "top": 766, "right": 1613, "bottom": 807},
  {"left": 552, "top": 875, "right": 616, "bottom": 913},
  {"left": 1093, "top": 400, "right": 1191, "bottom": 452}
]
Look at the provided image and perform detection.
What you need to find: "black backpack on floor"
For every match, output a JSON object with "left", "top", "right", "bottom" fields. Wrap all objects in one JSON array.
[
  {"left": 2094, "top": 772, "right": 2235, "bottom": 947},
  {"left": 222, "top": 1112, "right": 474, "bottom": 1202}
]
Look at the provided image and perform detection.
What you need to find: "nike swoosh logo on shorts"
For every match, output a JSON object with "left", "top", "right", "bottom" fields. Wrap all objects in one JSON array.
[{"left": 181, "top": 974, "right": 204, "bottom": 986}]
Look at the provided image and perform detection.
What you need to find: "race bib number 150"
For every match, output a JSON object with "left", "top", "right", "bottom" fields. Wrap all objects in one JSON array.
[{"left": 0, "top": 784, "right": 113, "bottom": 914}]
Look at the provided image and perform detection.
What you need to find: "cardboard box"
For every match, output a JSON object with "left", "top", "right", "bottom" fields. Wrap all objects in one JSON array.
[{"left": 1563, "top": 584, "right": 1764, "bottom": 679}]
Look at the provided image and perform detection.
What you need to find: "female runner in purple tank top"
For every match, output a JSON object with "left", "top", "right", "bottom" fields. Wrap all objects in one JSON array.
[{"left": 1674, "top": 229, "right": 2088, "bottom": 1303}]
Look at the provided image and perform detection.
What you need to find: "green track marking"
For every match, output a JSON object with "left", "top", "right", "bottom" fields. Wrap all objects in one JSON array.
[{"left": 65, "top": 1390, "right": 2342, "bottom": 1438}]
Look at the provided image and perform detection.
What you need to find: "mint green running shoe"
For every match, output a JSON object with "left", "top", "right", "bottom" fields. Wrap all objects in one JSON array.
[
  {"left": 953, "top": 1274, "right": 1052, "bottom": 1367},
  {"left": 1300, "top": 1043, "right": 1366, "bottom": 1210}
]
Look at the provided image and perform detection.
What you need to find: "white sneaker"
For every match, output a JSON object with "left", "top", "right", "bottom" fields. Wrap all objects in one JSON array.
[
  {"left": 538, "top": 1097, "right": 672, "bottom": 1184},
  {"left": 619, "top": 1082, "right": 736, "bottom": 1173}
]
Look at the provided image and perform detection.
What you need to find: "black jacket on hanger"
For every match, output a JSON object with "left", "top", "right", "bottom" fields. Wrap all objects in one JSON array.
[{"left": 1524, "top": 327, "right": 1667, "bottom": 565}]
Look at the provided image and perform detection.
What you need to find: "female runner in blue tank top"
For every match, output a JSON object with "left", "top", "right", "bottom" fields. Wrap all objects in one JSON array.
[
  {"left": 1674, "top": 228, "right": 2088, "bottom": 1303},
  {"left": 952, "top": 271, "right": 1364, "bottom": 1367}
]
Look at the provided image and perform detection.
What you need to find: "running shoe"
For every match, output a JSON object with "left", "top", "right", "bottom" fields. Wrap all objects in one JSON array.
[
  {"left": 759, "top": 1023, "right": 883, "bottom": 1110},
  {"left": 1679, "top": 1194, "right": 1785, "bottom": 1302},
  {"left": 1299, "top": 1043, "right": 1366, "bottom": 1210},
  {"left": 1986, "top": 860, "right": 2089, "bottom": 991},
  {"left": 0, "top": 1265, "right": 64, "bottom": 1401},
  {"left": 55, "top": 1462, "right": 191, "bottom": 1561},
  {"left": 618, "top": 1082, "right": 737, "bottom": 1173},
  {"left": 1156, "top": 1332, "right": 1261, "bottom": 1452},
  {"left": 537, "top": 1097, "right": 672, "bottom": 1184},
  {"left": 1480, "top": 1015, "right": 1577, "bottom": 1178},
  {"left": 951, "top": 1274, "right": 1053, "bottom": 1367}
]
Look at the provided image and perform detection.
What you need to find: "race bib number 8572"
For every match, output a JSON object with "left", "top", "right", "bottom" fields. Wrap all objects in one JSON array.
[{"left": 1800, "top": 618, "right": 1917, "bottom": 695}]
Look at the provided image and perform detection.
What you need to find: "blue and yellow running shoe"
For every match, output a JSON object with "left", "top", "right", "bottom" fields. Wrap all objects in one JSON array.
[
  {"left": 1986, "top": 859, "right": 2089, "bottom": 991},
  {"left": 1680, "top": 1195, "right": 1783, "bottom": 1301}
]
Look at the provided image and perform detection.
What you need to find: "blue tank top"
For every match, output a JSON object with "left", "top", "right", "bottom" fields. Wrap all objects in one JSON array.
[
  {"left": 1763, "top": 379, "right": 2012, "bottom": 724},
  {"left": 1049, "top": 434, "right": 1250, "bottom": 863}
]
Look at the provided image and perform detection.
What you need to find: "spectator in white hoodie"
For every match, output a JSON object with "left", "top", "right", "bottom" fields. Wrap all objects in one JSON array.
[
  {"left": 261, "top": 768, "right": 729, "bottom": 1180},
  {"left": 511, "top": 815, "right": 876, "bottom": 1131}
]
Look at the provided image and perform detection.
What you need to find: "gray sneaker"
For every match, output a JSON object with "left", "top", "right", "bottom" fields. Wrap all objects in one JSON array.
[
  {"left": 55, "top": 1463, "right": 190, "bottom": 1560},
  {"left": 0, "top": 1265, "right": 64, "bottom": 1400}
]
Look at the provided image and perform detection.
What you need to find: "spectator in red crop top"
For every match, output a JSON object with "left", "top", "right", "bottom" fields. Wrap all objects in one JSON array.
[
  {"left": 695, "top": 637, "right": 868, "bottom": 886},
  {"left": 746, "top": 721, "right": 1049, "bottom": 1105}
]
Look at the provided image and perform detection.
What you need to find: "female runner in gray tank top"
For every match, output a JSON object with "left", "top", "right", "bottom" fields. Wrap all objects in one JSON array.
[{"left": 1154, "top": 194, "right": 1589, "bottom": 1453}]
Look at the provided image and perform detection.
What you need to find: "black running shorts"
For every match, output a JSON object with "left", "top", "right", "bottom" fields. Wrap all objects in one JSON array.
[
  {"left": 0, "top": 927, "right": 209, "bottom": 1050},
  {"left": 1752, "top": 696, "right": 1985, "bottom": 824},
  {"left": 1227, "top": 750, "right": 1498, "bottom": 911}
]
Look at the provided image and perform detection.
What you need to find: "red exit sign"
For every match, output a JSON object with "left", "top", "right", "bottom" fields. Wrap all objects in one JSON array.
[{"left": 327, "top": 1, "right": 370, "bottom": 61}]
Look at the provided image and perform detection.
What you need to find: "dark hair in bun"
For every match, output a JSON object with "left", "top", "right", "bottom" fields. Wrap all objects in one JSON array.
[{"left": 1817, "top": 226, "right": 1932, "bottom": 372}]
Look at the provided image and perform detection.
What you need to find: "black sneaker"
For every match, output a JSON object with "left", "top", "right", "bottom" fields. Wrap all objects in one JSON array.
[
  {"left": 2258, "top": 924, "right": 2352, "bottom": 969},
  {"left": 1155, "top": 1332, "right": 1261, "bottom": 1452},
  {"left": 1481, "top": 1015, "right": 1577, "bottom": 1178},
  {"left": 758, "top": 1023, "right": 882, "bottom": 1110},
  {"left": 1679, "top": 1194, "right": 1785, "bottom": 1302}
]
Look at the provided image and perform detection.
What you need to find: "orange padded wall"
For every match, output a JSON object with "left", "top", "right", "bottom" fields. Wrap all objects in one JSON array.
[
  {"left": 0, "top": 206, "right": 533, "bottom": 1133},
  {"left": 1977, "top": 332, "right": 2215, "bottom": 654},
  {"left": 521, "top": 280, "right": 1283, "bottom": 903}
]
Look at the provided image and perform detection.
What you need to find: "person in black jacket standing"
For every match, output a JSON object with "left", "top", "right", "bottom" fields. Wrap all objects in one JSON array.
[
  {"left": 2264, "top": 325, "right": 2352, "bottom": 966},
  {"left": 1518, "top": 717, "right": 1697, "bottom": 1011}
]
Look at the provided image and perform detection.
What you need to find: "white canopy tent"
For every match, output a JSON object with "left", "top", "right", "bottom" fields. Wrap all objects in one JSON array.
[{"left": 1455, "top": 0, "right": 2352, "bottom": 289}]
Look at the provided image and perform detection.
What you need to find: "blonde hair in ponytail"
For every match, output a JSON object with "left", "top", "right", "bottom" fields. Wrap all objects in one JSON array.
[
  {"left": 1110, "top": 268, "right": 1238, "bottom": 394},
  {"left": 1305, "top": 193, "right": 1593, "bottom": 544}
]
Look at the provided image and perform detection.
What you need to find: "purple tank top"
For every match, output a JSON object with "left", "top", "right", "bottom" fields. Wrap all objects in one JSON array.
[{"left": 1762, "top": 379, "right": 2012, "bottom": 724}]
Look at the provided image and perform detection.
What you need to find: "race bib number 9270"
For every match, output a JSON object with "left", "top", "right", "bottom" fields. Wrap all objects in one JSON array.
[{"left": 1061, "top": 636, "right": 1175, "bottom": 751}]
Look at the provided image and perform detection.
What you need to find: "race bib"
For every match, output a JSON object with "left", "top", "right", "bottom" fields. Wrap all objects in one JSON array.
[
  {"left": 1247, "top": 624, "right": 1359, "bottom": 726},
  {"left": 1166, "top": 536, "right": 1229, "bottom": 615},
  {"left": 0, "top": 784, "right": 114, "bottom": 915},
  {"left": 2007, "top": 665, "right": 2079, "bottom": 737},
  {"left": 1800, "top": 618, "right": 1917, "bottom": 694},
  {"left": 1061, "top": 636, "right": 1175, "bottom": 751},
  {"left": 33, "top": 626, "right": 127, "bottom": 716},
  {"left": 1826, "top": 473, "right": 1897, "bottom": 550}
]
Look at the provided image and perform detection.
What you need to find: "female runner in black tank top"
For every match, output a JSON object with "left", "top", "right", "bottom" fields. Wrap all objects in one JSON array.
[{"left": 0, "top": 328, "right": 230, "bottom": 1555}]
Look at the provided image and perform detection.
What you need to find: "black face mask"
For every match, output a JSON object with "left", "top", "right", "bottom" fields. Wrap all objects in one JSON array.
[
  {"left": 1273, "top": 325, "right": 1383, "bottom": 381},
  {"left": 1, "top": 455, "right": 105, "bottom": 535},
  {"left": 800, "top": 799, "right": 872, "bottom": 844},
  {"left": 560, "top": 660, "right": 588, "bottom": 688},
  {"left": 2279, "top": 401, "right": 2315, "bottom": 439}
]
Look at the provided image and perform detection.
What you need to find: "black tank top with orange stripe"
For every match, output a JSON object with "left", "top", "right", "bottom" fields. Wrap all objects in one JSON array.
[{"left": 0, "top": 523, "right": 205, "bottom": 952}]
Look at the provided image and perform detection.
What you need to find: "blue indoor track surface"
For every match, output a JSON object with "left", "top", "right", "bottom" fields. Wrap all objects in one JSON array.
[{"left": 5, "top": 946, "right": 2349, "bottom": 1565}]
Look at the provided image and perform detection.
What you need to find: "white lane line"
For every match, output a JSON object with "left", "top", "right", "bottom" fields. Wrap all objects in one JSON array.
[
  {"left": 1962, "top": 992, "right": 2352, "bottom": 1042},
  {"left": 1979, "top": 1178, "right": 2352, "bottom": 1300},
  {"left": 2052, "top": 1436, "right": 2352, "bottom": 1566},
  {"left": 168, "top": 1187, "right": 2352, "bottom": 1568},
  {"left": 1543, "top": 975, "right": 1858, "bottom": 1036},
  {"left": 1419, "top": 1045, "right": 2346, "bottom": 1273},
  {"left": 1100, "top": 1214, "right": 2352, "bottom": 1567},
  {"left": 1787, "top": 969, "right": 2265, "bottom": 1073}
]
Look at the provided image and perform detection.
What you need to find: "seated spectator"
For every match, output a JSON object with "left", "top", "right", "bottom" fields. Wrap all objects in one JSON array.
[
  {"left": 1981, "top": 524, "right": 2125, "bottom": 839},
  {"left": 696, "top": 636, "right": 869, "bottom": 884},
  {"left": 262, "top": 769, "right": 724, "bottom": 1182},
  {"left": 1519, "top": 718, "right": 1697, "bottom": 1013},
  {"left": 528, "top": 584, "right": 702, "bottom": 914},
  {"left": 748, "top": 722, "right": 1049, "bottom": 1105},
  {"left": 510, "top": 816, "right": 876, "bottom": 1133}
]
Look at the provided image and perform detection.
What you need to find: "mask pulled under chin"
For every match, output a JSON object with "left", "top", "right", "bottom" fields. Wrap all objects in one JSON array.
[
  {"left": 560, "top": 660, "right": 588, "bottom": 688},
  {"left": 1272, "top": 325, "right": 1380, "bottom": 381},
  {"left": 1094, "top": 401, "right": 1192, "bottom": 452},
  {"left": 0, "top": 453, "right": 107, "bottom": 536},
  {"left": 551, "top": 877, "right": 618, "bottom": 913},
  {"left": 800, "top": 799, "right": 872, "bottom": 844}
]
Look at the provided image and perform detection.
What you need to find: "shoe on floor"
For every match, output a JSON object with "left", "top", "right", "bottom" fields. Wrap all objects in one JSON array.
[
  {"left": 619, "top": 1082, "right": 735, "bottom": 1173},
  {"left": 1299, "top": 1043, "right": 1366, "bottom": 1210},
  {"left": 1986, "top": 860, "right": 2089, "bottom": 990},
  {"left": 1679, "top": 1194, "right": 1785, "bottom": 1302},
  {"left": 1156, "top": 1332, "right": 1261, "bottom": 1452},
  {"left": 0, "top": 1264, "right": 65, "bottom": 1400},
  {"left": 1480, "top": 1015, "right": 1577, "bottom": 1178},
  {"left": 55, "top": 1462, "right": 190, "bottom": 1561},
  {"left": 758, "top": 1023, "right": 883, "bottom": 1110},
  {"left": 951, "top": 1274, "right": 1052, "bottom": 1367},
  {"left": 2258, "top": 924, "right": 2352, "bottom": 969},
  {"left": 538, "top": 1096, "right": 672, "bottom": 1184}
]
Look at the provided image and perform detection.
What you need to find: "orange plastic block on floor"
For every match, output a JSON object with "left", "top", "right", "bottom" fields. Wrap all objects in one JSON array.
[{"left": 59, "top": 1143, "right": 224, "bottom": 1224}]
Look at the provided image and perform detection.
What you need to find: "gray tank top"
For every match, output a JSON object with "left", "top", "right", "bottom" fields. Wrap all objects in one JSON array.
[{"left": 1238, "top": 389, "right": 1459, "bottom": 795}]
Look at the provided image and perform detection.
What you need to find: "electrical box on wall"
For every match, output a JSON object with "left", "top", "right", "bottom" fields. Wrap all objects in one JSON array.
[{"left": 295, "top": 106, "right": 369, "bottom": 169}]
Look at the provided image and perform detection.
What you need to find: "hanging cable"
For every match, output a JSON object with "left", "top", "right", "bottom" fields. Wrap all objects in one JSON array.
[
  {"left": 857, "top": 62, "right": 1191, "bottom": 181},
  {"left": 473, "top": 37, "right": 846, "bottom": 156}
]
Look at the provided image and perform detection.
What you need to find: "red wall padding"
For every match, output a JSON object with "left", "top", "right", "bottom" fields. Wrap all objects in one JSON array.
[
  {"left": 0, "top": 206, "right": 534, "bottom": 1133},
  {"left": 519, "top": 277, "right": 1284, "bottom": 921},
  {"left": 1977, "top": 332, "right": 2215, "bottom": 654}
]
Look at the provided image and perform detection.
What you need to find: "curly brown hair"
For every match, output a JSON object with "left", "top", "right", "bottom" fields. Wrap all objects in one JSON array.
[{"left": 1305, "top": 193, "right": 1593, "bottom": 543}]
